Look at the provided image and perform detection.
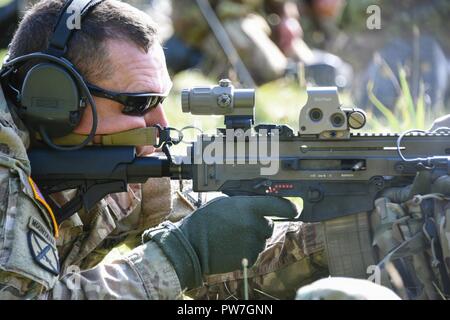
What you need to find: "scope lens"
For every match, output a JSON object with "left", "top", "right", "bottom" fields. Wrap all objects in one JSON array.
[
  {"left": 309, "top": 108, "right": 323, "bottom": 122},
  {"left": 330, "top": 113, "right": 345, "bottom": 127},
  {"left": 181, "top": 89, "right": 191, "bottom": 113}
]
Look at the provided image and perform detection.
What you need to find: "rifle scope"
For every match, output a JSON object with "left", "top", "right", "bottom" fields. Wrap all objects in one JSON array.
[{"left": 181, "top": 79, "right": 255, "bottom": 117}]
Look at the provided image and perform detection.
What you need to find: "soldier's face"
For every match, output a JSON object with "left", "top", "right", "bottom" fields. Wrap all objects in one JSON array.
[{"left": 73, "top": 39, "right": 172, "bottom": 156}]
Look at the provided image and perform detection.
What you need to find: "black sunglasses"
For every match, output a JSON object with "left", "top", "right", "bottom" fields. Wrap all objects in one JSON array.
[{"left": 86, "top": 83, "right": 169, "bottom": 115}]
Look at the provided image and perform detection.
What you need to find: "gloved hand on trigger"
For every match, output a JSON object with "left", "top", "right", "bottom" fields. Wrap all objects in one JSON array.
[{"left": 142, "top": 196, "right": 298, "bottom": 290}]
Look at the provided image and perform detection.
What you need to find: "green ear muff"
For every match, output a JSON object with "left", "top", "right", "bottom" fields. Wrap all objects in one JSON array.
[
  {"left": 21, "top": 63, "right": 83, "bottom": 137},
  {"left": 0, "top": 0, "right": 104, "bottom": 150}
]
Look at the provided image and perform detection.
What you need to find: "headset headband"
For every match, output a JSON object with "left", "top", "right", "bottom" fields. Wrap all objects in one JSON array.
[{"left": 48, "top": 0, "right": 104, "bottom": 57}]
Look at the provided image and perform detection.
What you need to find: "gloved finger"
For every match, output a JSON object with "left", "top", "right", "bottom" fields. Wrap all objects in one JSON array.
[
  {"left": 253, "top": 217, "right": 274, "bottom": 239},
  {"left": 197, "top": 195, "right": 228, "bottom": 210},
  {"left": 244, "top": 196, "right": 299, "bottom": 219},
  {"left": 380, "top": 185, "right": 412, "bottom": 203},
  {"left": 381, "top": 170, "right": 432, "bottom": 203},
  {"left": 241, "top": 236, "right": 267, "bottom": 267}
]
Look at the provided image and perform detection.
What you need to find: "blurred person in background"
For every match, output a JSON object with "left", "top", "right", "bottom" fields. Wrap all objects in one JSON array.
[
  {"left": 165, "top": 0, "right": 352, "bottom": 89},
  {"left": 297, "top": 0, "right": 346, "bottom": 51}
]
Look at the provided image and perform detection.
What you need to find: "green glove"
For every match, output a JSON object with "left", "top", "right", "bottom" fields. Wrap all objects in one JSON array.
[
  {"left": 381, "top": 170, "right": 433, "bottom": 203},
  {"left": 381, "top": 170, "right": 450, "bottom": 203},
  {"left": 142, "top": 196, "right": 298, "bottom": 290}
]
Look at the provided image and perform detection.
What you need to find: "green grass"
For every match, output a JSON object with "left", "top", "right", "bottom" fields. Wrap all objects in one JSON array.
[
  {"left": 0, "top": 0, "right": 13, "bottom": 7},
  {"left": 363, "top": 67, "right": 445, "bottom": 133},
  {"left": 366, "top": 86, "right": 437, "bottom": 132},
  {"left": 0, "top": 49, "right": 6, "bottom": 64}
]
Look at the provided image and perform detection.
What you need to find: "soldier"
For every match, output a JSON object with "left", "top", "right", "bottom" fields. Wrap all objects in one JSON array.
[
  {"left": 3, "top": 0, "right": 449, "bottom": 301},
  {"left": 0, "top": 0, "right": 299, "bottom": 299}
]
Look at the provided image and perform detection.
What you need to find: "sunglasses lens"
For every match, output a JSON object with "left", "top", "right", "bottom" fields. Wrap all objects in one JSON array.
[
  {"left": 148, "top": 96, "right": 159, "bottom": 108},
  {"left": 88, "top": 82, "right": 167, "bottom": 115},
  {"left": 122, "top": 95, "right": 164, "bottom": 115}
]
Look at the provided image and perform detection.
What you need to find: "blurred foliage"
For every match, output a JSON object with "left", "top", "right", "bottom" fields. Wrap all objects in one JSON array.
[
  {"left": 365, "top": 68, "right": 445, "bottom": 133},
  {"left": 0, "top": 0, "right": 13, "bottom": 6},
  {"left": 0, "top": 49, "right": 6, "bottom": 63}
]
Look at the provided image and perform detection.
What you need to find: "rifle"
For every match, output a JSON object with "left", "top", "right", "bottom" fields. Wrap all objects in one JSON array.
[{"left": 29, "top": 80, "right": 450, "bottom": 278}]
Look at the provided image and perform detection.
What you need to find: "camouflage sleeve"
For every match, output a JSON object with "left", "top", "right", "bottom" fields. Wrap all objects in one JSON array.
[
  {"left": 0, "top": 159, "right": 182, "bottom": 300},
  {"left": 47, "top": 241, "right": 182, "bottom": 300}
]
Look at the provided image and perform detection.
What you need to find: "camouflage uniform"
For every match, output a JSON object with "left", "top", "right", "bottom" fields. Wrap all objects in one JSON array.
[{"left": 369, "top": 185, "right": 450, "bottom": 300}]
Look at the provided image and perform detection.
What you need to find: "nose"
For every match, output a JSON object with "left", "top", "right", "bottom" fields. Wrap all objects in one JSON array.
[
  {"left": 144, "top": 104, "right": 169, "bottom": 128},
  {"left": 138, "top": 104, "right": 169, "bottom": 156}
]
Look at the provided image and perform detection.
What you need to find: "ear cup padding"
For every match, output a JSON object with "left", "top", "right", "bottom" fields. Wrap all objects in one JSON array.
[{"left": 21, "top": 63, "right": 82, "bottom": 137}]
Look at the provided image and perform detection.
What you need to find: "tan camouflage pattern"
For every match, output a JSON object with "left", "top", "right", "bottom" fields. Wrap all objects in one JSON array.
[
  {"left": 370, "top": 191, "right": 450, "bottom": 300},
  {"left": 204, "top": 14, "right": 288, "bottom": 84},
  {"left": 171, "top": 0, "right": 264, "bottom": 46},
  {"left": 47, "top": 241, "right": 182, "bottom": 300},
  {"left": 0, "top": 161, "right": 184, "bottom": 299},
  {"left": 423, "top": 193, "right": 450, "bottom": 300},
  {"left": 439, "top": 201, "right": 450, "bottom": 280},
  {"left": 0, "top": 86, "right": 53, "bottom": 299}
]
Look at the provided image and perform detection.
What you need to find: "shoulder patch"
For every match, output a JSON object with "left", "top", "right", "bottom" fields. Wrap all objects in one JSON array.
[
  {"left": 27, "top": 217, "right": 60, "bottom": 275},
  {"left": 27, "top": 176, "right": 59, "bottom": 238},
  {"left": 28, "top": 217, "right": 56, "bottom": 248}
]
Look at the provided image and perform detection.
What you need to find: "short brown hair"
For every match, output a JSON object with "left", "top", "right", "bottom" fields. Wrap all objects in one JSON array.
[{"left": 8, "top": 0, "right": 158, "bottom": 81}]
